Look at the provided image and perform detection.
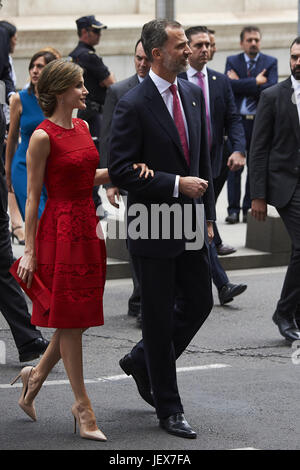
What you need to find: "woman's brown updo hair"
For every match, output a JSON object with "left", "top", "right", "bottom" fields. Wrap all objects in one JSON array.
[{"left": 37, "top": 59, "right": 83, "bottom": 117}]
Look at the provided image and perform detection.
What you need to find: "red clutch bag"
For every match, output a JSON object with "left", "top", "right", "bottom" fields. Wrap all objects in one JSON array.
[{"left": 9, "top": 257, "right": 51, "bottom": 315}]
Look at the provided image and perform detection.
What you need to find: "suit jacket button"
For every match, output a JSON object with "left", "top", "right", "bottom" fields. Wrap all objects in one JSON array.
[{"left": 294, "top": 167, "right": 299, "bottom": 172}]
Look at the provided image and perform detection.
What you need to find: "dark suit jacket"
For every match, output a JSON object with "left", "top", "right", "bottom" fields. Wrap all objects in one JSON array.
[
  {"left": 0, "top": 26, "right": 15, "bottom": 103},
  {"left": 179, "top": 69, "right": 246, "bottom": 178},
  {"left": 225, "top": 52, "right": 278, "bottom": 111},
  {"left": 249, "top": 77, "right": 300, "bottom": 208},
  {"left": 100, "top": 73, "right": 140, "bottom": 168},
  {"left": 108, "top": 75, "right": 215, "bottom": 258}
]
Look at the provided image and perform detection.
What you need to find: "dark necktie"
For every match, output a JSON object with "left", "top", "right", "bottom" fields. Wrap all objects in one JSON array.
[
  {"left": 169, "top": 84, "right": 190, "bottom": 166},
  {"left": 196, "top": 71, "right": 212, "bottom": 148},
  {"left": 246, "top": 59, "right": 257, "bottom": 113}
]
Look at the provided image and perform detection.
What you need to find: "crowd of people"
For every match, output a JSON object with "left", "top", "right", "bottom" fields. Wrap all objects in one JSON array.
[{"left": 1, "top": 6, "right": 300, "bottom": 443}]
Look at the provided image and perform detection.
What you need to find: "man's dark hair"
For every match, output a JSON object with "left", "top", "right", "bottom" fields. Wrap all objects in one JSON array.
[
  {"left": 185, "top": 26, "right": 209, "bottom": 43},
  {"left": 141, "top": 19, "right": 182, "bottom": 62},
  {"left": 134, "top": 38, "right": 142, "bottom": 52},
  {"left": 290, "top": 37, "right": 300, "bottom": 50},
  {"left": 240, "top": 26, "right": 261, "bottom": 42},
  {"left": 0, "top": 21, "right": 17, "bottom": 39},
  {"left": 207, "top": 28, "right": 215, "bottom": 35}
]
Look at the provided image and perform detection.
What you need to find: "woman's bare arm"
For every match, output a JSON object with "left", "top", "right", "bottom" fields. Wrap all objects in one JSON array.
[
  {"left": 17, "top": 129, "right": 50, "bottom": 287},
  {"left": 5, "top": 93, "right": 22, "bottom": 192}
]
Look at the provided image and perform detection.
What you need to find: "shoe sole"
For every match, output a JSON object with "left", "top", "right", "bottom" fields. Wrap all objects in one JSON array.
[
  {"left": 159, "top": 423, "right": 197, "bottom": 439},
  {"left": 19, "top": 352, "right": 41, "bottom": 363}
]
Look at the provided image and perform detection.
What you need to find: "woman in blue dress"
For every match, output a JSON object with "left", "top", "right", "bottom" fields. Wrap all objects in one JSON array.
[{"left": 5, "top": 50, "right": 56, "bottom": 222}]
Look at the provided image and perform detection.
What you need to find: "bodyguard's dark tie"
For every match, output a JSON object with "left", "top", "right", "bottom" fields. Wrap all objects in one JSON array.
[
  {"left": 169, "top": 84, "right": 190, "bottom": 166},
  {"left": 246, "top": 59, "right": 257, "bottom": 113}
]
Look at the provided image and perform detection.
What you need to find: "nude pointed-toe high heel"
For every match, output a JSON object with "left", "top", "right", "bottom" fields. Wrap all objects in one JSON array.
[
  {"left": 71, "top": 404, "right": 107, "bottom": 442},
  {"left": 11, "top": 366, "right": 37, "bottom": 421}
]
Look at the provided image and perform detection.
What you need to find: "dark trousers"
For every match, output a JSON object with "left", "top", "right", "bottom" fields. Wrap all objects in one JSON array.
[
  {"left": 227, "top": 118, "right": 253, "bottom": 216},
  {"left": 130, "top": 247, "right": 213, "bottom": 419},
  {"left": 209, "top": 241, "right": 229, "bottom": 290},
  {"left": 209, "top": 143, "right": 230, "bottom": 290},
  {"left": 128, "top": 253, "right": 141, "bottom": 315},
  {"left": 0, "top": 107, "right": 41, "bottom": 350},
  {"left": 212, "top": 141, "right": 231, "bottom": 246},
  {"left": 276, "top": 183, "right": 300, "bottom": 317}
]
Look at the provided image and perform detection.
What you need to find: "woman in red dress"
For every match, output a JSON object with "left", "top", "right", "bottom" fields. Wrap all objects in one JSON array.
[{"left": 12, "top": 59, "right": 152, "bottom": 442}]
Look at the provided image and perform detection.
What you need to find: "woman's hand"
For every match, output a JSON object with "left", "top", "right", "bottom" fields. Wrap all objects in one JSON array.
[
  {"left": 133, "top": 163, "right": 154, "bottom": 179},
  {"left": 17, "top": 253, "right": 37, "bottom": 289}
]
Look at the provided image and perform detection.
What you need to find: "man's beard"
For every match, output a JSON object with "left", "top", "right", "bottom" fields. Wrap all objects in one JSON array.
[
  {"left": 162, "top": 50, "right": 189, "bottom": 75},
  {"left": 248, "top": 46, "right": 258, "bottom": 58},
  {"left": 291, "top": 65, "right": 300, "bottom": 80}
]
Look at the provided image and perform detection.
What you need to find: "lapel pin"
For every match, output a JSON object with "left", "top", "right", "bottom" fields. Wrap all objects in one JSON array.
[
  {"left": 212, "top": 76, "right": 217, "bottom": 80},
  {"left": 192, "top": 101, "right": 196, "bottom": 106}
]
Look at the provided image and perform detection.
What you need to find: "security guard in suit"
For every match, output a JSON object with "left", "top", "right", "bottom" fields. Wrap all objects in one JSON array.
[{"left": 69, "top": 16, "right": 115, "bottom": 214}]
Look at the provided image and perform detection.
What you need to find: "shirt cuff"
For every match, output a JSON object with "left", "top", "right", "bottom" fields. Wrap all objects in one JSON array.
[{"left": 173, "top": 175, "right": 180, "bottom": 198}]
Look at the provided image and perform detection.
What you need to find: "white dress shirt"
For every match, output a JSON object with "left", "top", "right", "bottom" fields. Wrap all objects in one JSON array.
[
  {"left": 186, "top": 64, "right": 211, "bottom": 117},
  {"left": 240, "top": 52, "right": 260, "bottom": 115},
  {"left": 291, "top": 75, "right": 300, "bottom": 125},
  {"left": 149, "top": 68, "right": 190, "bottom": 197}
]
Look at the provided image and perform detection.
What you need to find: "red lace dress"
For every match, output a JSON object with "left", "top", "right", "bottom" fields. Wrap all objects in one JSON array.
[{"left": 31, "top": 118, "right": 106, "bottom": 328}]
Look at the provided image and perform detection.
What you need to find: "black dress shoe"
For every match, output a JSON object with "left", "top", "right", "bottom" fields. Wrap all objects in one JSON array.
[
  {"left": 218, "top": 282, "right": 247, "bottom": 305},
  {"left": 242, "top": 213, "right": 248, "bottom": 223},
  {"left": 119, "top": 353, "right": 154, "bottom": 406},
  {"left": 225, "top": 213, "right": 239, "bottom": 224},
  {"left": 216, "top": 243, "right": 236, "bottom": 256},
  {"left": 159, "top": 413, "right": 197, "bottom": 439},
  {"left": 18, "top": 337, "right": 49, "bottom": 363},
  {"left": 272, "top": 311, "right": 300, "bottom": 343}
]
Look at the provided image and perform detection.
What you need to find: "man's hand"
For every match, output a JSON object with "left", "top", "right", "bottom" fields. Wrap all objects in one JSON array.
[
  {"left": 106, "top": 187, "right": 120, "bottom": 208},
  {"left": 206, "top": 221, "right": 214, "bottom": 244},
  {"left": 256, "top": 69, "right": 267, "bottom": 86},
  {"left": 179, "top": 176, "right": 208, "bottom": 199},
  {"left": 227, "top": 69, "right": 240, "bottom": 80},
  {"left": 227, "top": 152, "right": 246, "bottom": 171},
  {"left": 251, "top": 198, "right": 267, "bottom": 221}
]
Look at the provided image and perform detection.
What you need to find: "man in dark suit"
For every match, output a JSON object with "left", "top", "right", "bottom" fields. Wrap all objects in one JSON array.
[
  {"left": 225, "top": 25, "right": 278, "bottom": 224},
  {"left": 180, "top": 26, "right": 247, "bottom": 305},
  {"left": 250, "top": 37, "right": 300, "bottom": 343},
  {"left": 0, "top": 18, "right": 49, "bottom": 362},
  {"left": 109, "top": 19, "right": 215, "bottom": 438},
  {"left": 101, "top": 38, "right": 150, "bottom": 324}
]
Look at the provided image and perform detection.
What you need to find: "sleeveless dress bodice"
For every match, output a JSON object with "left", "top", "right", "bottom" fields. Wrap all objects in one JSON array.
[{"left": 31, "top": 118, "right": 106, "bottom": 328}]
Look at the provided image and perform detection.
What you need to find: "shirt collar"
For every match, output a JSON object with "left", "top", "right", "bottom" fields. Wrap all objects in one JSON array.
[
  {"left": 187, "top": 64, "right": 207, "bottom": 78},
  {"left": 149, "top": 68, "right": 178, "bottom": 94},
  {"left": 291, "top": 75, "right": 300, "bottom": 93},
  {"left": 78, "top": 41, "right": 95, "bottom": 52},
  {"left": 244, "top": 52, "right": 260, "bottom": 63}
]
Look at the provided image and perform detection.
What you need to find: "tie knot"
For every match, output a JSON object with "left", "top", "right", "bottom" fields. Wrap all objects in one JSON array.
[
  {"left": 169, "top": 84, "right": 177, "bottom": 95},
  {"left": 196, "top": 71, "right": 204, "bottom": 78}
]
